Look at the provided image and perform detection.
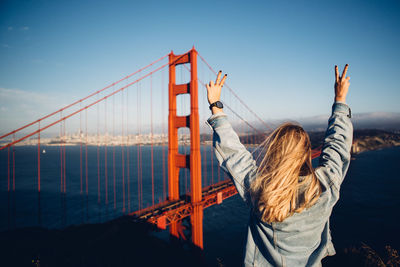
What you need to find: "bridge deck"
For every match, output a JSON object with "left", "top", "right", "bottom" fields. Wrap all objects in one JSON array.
[{"left": 129, "top": 179, "right": 238, "bottom": 228}]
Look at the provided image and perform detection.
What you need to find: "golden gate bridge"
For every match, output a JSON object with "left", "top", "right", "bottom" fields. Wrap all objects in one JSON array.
[{"left": 0, "top": 47, "right": 321, "bottom": 249}]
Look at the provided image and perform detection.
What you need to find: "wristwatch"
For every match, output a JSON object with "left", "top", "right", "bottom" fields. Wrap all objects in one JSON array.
[{"left": 209, "top": 101, "right": 224, "bottom": 110}]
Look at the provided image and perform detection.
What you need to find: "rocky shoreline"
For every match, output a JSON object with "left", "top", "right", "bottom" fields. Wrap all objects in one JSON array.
[{"left": 351, "top": 129, "right": 400, "bottom": 154}]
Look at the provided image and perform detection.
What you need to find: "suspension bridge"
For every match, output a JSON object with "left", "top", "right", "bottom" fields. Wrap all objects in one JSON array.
[{"left": 0, "top": 47, "right": 321, "bottom": 249}]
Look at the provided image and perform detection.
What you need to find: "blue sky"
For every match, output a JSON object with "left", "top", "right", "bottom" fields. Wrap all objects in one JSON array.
[{"left": 1, "top": 0, "right": 399, "bottom": 132}]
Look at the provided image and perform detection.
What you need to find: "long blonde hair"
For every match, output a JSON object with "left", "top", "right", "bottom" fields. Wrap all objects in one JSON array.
[{"left": 250, "top": 122, "right": 322, "bottom": 223}]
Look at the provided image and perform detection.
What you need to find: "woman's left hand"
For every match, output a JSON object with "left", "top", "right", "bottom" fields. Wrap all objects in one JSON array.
[{"left": 206, "top": 70, "right": 227, "bottom": 104}]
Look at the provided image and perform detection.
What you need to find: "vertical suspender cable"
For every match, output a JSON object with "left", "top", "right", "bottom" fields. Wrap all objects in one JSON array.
[
  {"left": 60, "top": 113, "right": 63, "bottom": 194},
  {"left": 12, "top": 134, "right": 15, "bottom": 192},
  {"left": 113, "top": 94, "right": 116, "bottom": 210},
  {"left": 126, "top": 85, "right": 130, "bottom": 212},
  {"left": 105, "top": 99, "right": 108, "bottom": 205},
  {"left": 7, "top": 146, "right": 10, "bottom": 190},
  {"left": 63, "top": 119, "right": 66, "bottom": 225},
  {"left": 63, "top": 120, "right": 67, "bottom": 195},
  {"left": 121, "top": 89, "right": 126, "bottom": 213},
  {"left": 150, "top": 73, "right": 155, "bottom": 207},
  {"left": 98, "top": 94, "right": 102, "bottom": 222},
  {"left": 37, "top": 121, "right": 41, "bottom": 192},
  {"left": 139, "top": 80, "right": 143, "bottom": 209},
  {"left": 59, "top": 113, "right": 63, "bottom": 225},
  {"left": 80, "top": 103, "right": 83, "bottom": 195},
  {"left": 139, "top": 77, "right": 143, "bottom": 209},
  {"left": 85, "top": 109, "right": 89, "bottom": 221},
  {"left": 137, "top": 78, "right": 142, "bottom": 211},
  {"left": 8, "top": 146, "right": 10, "bottom": 229},
  {"left": 37, "top": 121, "right": 41, "bottom": 226},
  {"left": 12, "top": 134, "right": 15, "bottom": 228},
  {"left": 80, "top": 102, "right": 83, "bottom": 223},
  {"left": 97, "top": 94, "right": 101, "bottom": 206}
]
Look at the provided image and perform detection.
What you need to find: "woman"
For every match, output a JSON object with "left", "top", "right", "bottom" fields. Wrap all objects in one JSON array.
[{"left": 206, "top": 65, "right": 352, "bottom": 266}]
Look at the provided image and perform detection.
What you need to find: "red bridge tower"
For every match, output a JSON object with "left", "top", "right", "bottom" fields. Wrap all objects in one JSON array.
[{"left": 168, "top": 47, "right": 203, "bottom": 248}]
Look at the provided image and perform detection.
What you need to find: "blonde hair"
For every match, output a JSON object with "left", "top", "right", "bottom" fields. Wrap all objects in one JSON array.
[{"left": 250, "top": 122, "right": 322, "bottom": 223}]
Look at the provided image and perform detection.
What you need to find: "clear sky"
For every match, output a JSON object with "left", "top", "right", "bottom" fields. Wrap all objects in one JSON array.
[{"left": 1, "top": 0, "right": 399, "bottom": 132}]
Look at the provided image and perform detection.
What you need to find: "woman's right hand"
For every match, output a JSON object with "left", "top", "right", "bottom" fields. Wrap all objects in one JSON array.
[
  {"left": 206, "top": 70, "right": 227, "bottom": 105},
  {"left": 334, "top": 64, "right": 350, "bottom": 102}
]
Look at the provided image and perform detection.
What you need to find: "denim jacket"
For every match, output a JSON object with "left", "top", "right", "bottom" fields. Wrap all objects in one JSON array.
[{"left": 207, "top": 102, "right": 353, "bottom": 267}]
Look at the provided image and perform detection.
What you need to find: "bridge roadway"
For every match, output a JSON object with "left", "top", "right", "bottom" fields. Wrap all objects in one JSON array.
[{"left": 129, "top": 179, "right": 238, "bottom": 229}]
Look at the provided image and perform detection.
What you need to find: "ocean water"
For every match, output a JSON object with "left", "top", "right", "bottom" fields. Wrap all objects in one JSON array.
[
  {"left": 0, "top": 145, "right": 228, "bottom": 231},
  {"left": 0, "top": 145, "right": 399, "bottom": 265}
]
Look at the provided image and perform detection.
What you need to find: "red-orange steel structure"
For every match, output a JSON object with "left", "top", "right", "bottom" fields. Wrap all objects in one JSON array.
[{"left": 168, "top": 47, "right": 203, "bottom": 248}]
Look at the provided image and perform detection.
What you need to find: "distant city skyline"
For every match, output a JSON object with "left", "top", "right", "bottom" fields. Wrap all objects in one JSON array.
[{"left": 1, "top": 0, "right": 399, "bottom": 133}]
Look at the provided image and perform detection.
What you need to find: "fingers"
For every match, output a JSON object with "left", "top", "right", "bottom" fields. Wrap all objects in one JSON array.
[
  {"left": 335, "top": 64, "right": 349, "bottom": 82},
  {"left": 341, "top": 64, "right": 349, "bottom": 79},
  {"left": 220, "top": 74, "right": 227, "bottom": 87},
  {"left": 335, "top": 65, "right": 339, "bottom": 83},
  {"left": 208, "top": 71, "right": 227, "bottom": 90},
  {"left": 215, "top": 70, "right": 222, "bottom": 85}
]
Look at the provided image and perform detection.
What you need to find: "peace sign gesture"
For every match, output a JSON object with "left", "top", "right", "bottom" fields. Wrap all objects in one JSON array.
[
  {"left": 334, "top": 64, "right": 350, "bottom": 102},
  {"left": 206, "top": 70, "right": 227, "bottom": 105}
]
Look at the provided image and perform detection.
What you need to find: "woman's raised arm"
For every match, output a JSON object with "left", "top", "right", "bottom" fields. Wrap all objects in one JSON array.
[
  {"left": 318, "top": 65, "right": 353, "bottom": 190},
  {"left": 206, "top": 71, "right": 257, "bottom": 205}
]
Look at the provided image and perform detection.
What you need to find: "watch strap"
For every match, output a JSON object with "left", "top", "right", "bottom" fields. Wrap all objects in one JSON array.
[{"left": 209, "top": 101, "right": 223, "bottom": 110}]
